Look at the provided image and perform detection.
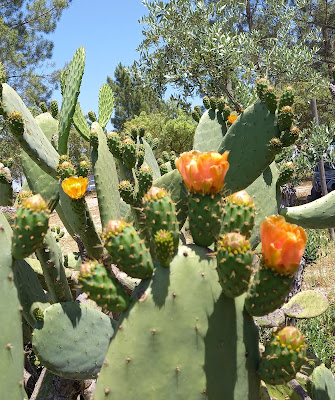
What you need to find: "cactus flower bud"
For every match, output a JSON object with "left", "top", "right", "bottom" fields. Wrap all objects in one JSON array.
[
  {"left": 22, "top": 194, "right": 48, "bottom": 212},
  {"left": 62, "top": 176, "right": 89, "bottom": 200},
  {"left": 276, "top": 326, "right": 306, "bottom": 351},
  {"left": 227, "top": 190, "right": 254, "bottom": 207},
  {"left": 260, "top": 215, "right": 306, "bottom": 276},
  {"left": 175, "top": 150, "right": 229, "bottom": 195}
]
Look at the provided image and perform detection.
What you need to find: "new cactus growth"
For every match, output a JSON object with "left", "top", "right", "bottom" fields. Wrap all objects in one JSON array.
[
  {"left": 256, "top": 77, "right": 270, "bottom": 101},
  {"left": 102, "top": 219, "right": 154, "bottom": 279},
  {"left": 79, "top": 261, "right": 130, "bottom": 311}
]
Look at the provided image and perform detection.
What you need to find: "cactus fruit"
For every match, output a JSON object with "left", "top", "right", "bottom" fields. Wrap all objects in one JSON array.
[
  {"left": 256, "top": 77, "right": 270, "bottom": 102},
  {"left": 162, "top": 151, "right": 170, "bottom": 162},
  {"left": 39, "top": 102, "right": 48, "bottom": 113},
  {"left": 264, "top": 86, "right": 278, "bottom": 113},
  {"left": 143, "top": 186, "right": 179, "bottom": 250},
  {"left": 157, "top": 157, "right": 164, "bottom": 166},
  {"left": 139, "top": 126, "right": 146, "bottom": 138},
  {"left": 280, "top": 125, "right": 300, "bottom": 147},
  {"left": 221, "top": 190, "right": 256, "bottom": 238},
  {"left": 170, "top": 155, "right": 177, "bottom": 170},
  {"left": 259, "top": 326, "right": 307, "bottom": 385},
  {"left": 277, "top": 162, "right": 295, "bottom": 186},
  {"left": 192, "top": 106, "right": 201, "bottom": 122},
  {"left": 159, "top": 163, "right": 169, "bottom": 175},
  {"left": 122, "top": 137, "right": 137, "bottom": 169},
  {"left": 209, "top": 96, "right": 217, "bottom": 110},
  {"left": 102, "top": 219, "right": 154, "bottom": 279},
  {"left": 216, "top": 232, "right": 253, "bottom": 297},
  {"left": 217, "top": 97, "right": 226, "bottom": 113},
  {"left": 90, "top": 126, "right": 99, "bottom": 149},
  {"left": 79, "top": 261, "right": 130, "bottom": 311},
  {"left": 107, "top": 131, "right": 123, "bottom": 159},
  {"left": 11, "top": 194, "right": 50, "bottom": 259},
  {"left": 119, "top": 180, "right": 136, "bottom": 205},
  {"left": 278, "top": 86, "right": 294, "bottom": 109},
  {"left": 144, "top": 132, "right": 152, "bottom": 145},
  {"left": 222, "top": 105, "right": 231, "bottom": 121},
  {"left": 154, "top": 229, "right": 175, "bottom": 267},
  {"left": 0, "top": 164, "right": 12, "bottom": 184},
  {"left": 203, "top": 95, "right": 211, "bottom": 109},
  {"left": 136, "top": 150, "right": 145, "bottom": 168},
  {"left": 151, "top": 137, "right": 159, "bottom": 150},
  {"left": 137, "top": 166, "right": 153, "bottom": 199},
  {"left": 56, "top": 160, "right": 76, "bottom": 180},
  {"left": 88, "top": 110, "right": 97, "bottom": 122},
  {"left": 268, "top": 137, "right": 283, "bottom": 154},
  {"left": 50, "top": 99, "right": 59, "bottom": 118},
  {"left": 278, "top": 105, "right": 294, "bottom": 131},
  {"left": 131, "top": 127, "right": 138, "bottom": 140},
  {"left": 77, "top": 159, "right": 90, "bottom": 177},
  {"left": 7, "top": 110, "right": 24, "bottom": 135}
]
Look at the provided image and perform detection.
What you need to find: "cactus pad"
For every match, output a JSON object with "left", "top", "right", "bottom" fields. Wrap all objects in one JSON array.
[{"left": 32, "top": 302, "right": 115, "bottom": 380}]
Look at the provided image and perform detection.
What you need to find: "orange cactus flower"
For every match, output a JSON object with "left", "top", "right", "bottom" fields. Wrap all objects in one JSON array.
[
  {"left": 227, "top": 114, "right": 238, "bottom": 124},
  {"left": 260, "top": 215, "right": 306, "bottom": 276},
  {"left": 175, "top": 150, "right": 229, "bottom": 194},
  {"left": 62, "top": 176, "right": 89, "bottom": 200}
]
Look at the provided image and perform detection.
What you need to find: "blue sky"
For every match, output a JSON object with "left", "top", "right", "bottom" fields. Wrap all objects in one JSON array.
[{"left": 48, "top": 0, "right": 151, "bottom": 130}]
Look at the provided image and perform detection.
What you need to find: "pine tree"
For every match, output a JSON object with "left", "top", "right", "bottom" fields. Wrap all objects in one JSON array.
[{"left": 107, "top": 63, "right": 163, "bottom": 131}]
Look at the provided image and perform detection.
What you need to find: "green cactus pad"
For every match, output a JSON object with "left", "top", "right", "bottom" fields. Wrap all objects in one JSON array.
[
  {"left": 218, "top": 102, "right": 280, "bottom": 194},
  {"left": 79, "top": 262, "right": 130, "bottom": 312},
  {"left": 280, "top": 190, "right": 335, "bottom": 229},
  {"left": 12, "top": 195, "right": 50, "bottom": 259},
  {"left": 13, "top": 258, "right": 50, "bottom": 327},
  {"left": 36, "top": 231, "right": 72, "bottom": 303},
  {"left": 189, "top": 193, "right": 222, "bottom": 246},
  {"left": 281, "top": 290, "right": 329, "bottom": 319},
  {"left": 72, "top": 101, "right": 90, "bottom": 141},
  {"left": 58, "top": 47, "right": 86, "bottom": 154},
  {"left": 245, "top": 267, "right": 293, "bottom": 316},
  {"left": 311, "top": 364, "right": 335, "bottom": 400},
  {"left": 32, "top": 302, "right": 115, "bottom": 380},
  {"left": 94, "top": 245, "right": 259, "bottom": 399},
  {"left": 98, "top": 83, "right": 114, "bottom": 129},
  {"left": 216, "top": 233, "right": 254, "bottom": 297},
  {"left": 193, "top": 109, "right": 227, "bottom": 152},
  {"left": 0, "top": 212, "right": 26, "bottom": 399},
  {"left": 103, "top": 220, "right": 154, "bottom": 279},
  {"left": 2, "top": 84, "right": 59, "bottom": 178},
  {"left": 143, "top": 139, "right": 161, "bottom": 180},
  {"left": 90, "top": 122, "right": 121, "bottom": 227}
]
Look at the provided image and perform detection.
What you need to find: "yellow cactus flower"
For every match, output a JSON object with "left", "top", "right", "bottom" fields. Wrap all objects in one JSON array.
[
  {"left": 62, "top": 176, "right": 89, "bottom": 200},
  {"left": 227, "top": 114, "right": 238, "bottom": 124},
  {"left": 175, "top": 150, "right": 229, "bottom": 195}
]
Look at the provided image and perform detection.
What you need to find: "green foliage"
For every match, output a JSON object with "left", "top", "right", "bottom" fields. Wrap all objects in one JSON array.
[
  {"left": 139, "top": 0, "right": 324, "bottom": 108},
  {"left": 107, "top": 63, "right": 164, "bottom": 131},
  {"left": 0, "top": 0, "right": 72, "bottom": 105},
  {"left": 123, "top": 106, "right": 196, "bottom": 156},
  {"left": 297, "top": 300, "right": 335, "bottom": 373},
  {"left": 304, "top": 229, "right": 329, "bottom": 265}
]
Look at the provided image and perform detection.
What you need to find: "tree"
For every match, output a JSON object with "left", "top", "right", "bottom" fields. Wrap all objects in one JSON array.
[
  {"left": 122, "top": 101, "right": 196, "bottom": 156},
  {"left": 107, "top": 63, "right": 164, "bottom": 131},
  {"left": 138, "top": 0, "right": 327, "bottom": 110},
  {"left": 0, "top": 0, "right": 72, "bottom": 106}
]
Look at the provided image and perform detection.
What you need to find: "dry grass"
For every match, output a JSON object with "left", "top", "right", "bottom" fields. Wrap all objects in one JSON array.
[{"left": 303, "top": 238, "right": 335, "bottom": 298}]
